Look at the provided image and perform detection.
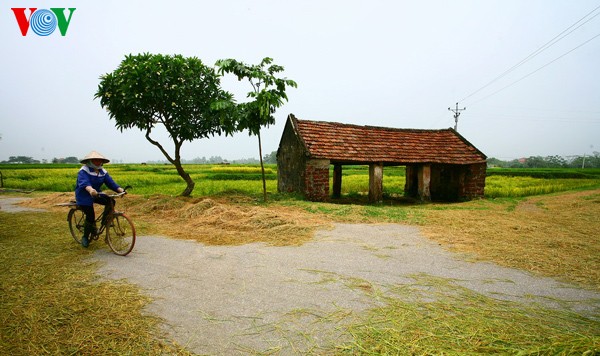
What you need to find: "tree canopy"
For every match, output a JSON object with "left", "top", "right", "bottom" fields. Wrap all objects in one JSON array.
[{"left": 95, "top": 53, "right": 236, "bottom": 196}]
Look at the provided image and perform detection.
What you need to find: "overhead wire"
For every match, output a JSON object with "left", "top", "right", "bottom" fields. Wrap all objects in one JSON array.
[
  {"left": 466, "top": 31, "right": 600, "bottom": 106},
  {"left": 459, "top": 4, "right": 600, "bottom": 105}
]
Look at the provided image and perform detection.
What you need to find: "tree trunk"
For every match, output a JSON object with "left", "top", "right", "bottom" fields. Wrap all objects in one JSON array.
[
  {"left": 177, "top": 164, "right": 195, "bottom": 197},
  {"left": 145, "top": 128, "right": 195, "bottom": 197},
  {"left": 257, "top": 130, "right": 267, "bottom": 202}
]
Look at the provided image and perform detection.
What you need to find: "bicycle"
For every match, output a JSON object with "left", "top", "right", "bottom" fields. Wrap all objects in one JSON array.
[{"left": 58, "top": 189, "right": 136, "bottom": 256}]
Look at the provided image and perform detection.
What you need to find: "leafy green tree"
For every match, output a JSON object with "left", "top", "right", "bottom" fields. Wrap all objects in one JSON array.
[
  {"left": 53, "top": 156, "right": 79, "bottom": 164},
  {"left": 215, "top": 57, "right": 297, "bottom": 201},
  {"left": 95, "top": 53, "right": 236, "bottom": 196},
  {"left": 263, "top": 150, "right": 277, "bottom": 164}
]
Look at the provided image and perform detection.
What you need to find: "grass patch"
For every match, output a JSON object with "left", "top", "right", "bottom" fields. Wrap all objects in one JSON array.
[
  {"left": 0, "top": 211, "right": 189, "bottom": 355},
  {"left": 336, "top": 274, "right": 600, "bottom": 354}
]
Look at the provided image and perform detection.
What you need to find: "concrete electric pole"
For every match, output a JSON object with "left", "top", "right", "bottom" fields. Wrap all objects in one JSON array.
[{"left": 448, "top": 102, "right": 466, "bottom": 131}]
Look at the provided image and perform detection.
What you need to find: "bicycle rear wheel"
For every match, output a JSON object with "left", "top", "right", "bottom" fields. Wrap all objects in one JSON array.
[
  {"left": 68, "top": 208, "right": 85, "bottom": 244},
  {"left": 106, "top": 213, "right": 136, "bottom": 256}
]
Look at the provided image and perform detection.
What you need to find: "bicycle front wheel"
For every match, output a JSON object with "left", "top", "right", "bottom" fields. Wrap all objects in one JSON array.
[
  {"left": 106, "top": 213, "right": 136, "bottom": 256},
  {"left": 68, "top": 208, "right": 85, "bottom": 244}
]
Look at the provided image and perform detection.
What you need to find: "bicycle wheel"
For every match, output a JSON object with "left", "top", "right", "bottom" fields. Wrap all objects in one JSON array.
[
  {"left": 106, "top": 213, "right": 136, "bottom": 256},
  {"left": 68, "top": 208, "right": 86, "bottom": 244}
]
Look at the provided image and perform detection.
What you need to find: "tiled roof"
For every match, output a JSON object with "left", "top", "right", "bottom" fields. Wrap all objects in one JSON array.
[{"left": 291, "top": 116, "right": 486, "bottom": 165}]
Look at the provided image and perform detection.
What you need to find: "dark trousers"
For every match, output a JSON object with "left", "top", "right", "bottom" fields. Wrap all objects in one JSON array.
[{"left": 80, "top": 195, "right": 115, "bottom": 237}]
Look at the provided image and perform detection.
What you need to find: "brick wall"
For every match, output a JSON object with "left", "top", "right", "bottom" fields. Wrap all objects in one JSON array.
[
  {"left": 459, "top": 162, "right": 486, "bottom": 200},
  {"left": 304, "top": 159, "right": 330, "bottom": 201}
]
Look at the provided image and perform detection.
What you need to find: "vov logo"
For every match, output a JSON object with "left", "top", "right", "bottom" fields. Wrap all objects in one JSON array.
[{"left": 11, "top": 8, "right": 76, "bottom": 36}]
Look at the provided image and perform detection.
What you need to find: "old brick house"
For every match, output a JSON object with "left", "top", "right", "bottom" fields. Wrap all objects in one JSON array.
[{"left": 277, "top": 114, "right": 487, "bottom": 202}]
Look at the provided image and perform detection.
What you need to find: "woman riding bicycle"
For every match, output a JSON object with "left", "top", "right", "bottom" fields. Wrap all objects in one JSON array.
[{"left": 75, "top": 151, "right": 125, "bottom": 248}]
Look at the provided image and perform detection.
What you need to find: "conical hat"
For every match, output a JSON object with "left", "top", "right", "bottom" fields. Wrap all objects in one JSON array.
[{"left": 80, "top": 150, "right": 110, "bottom": 164}]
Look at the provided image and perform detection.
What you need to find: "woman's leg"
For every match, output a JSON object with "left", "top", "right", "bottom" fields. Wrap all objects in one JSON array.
[
  {"left": 79, "top": 205, "right": 95, "bottom": 247},
  {"left": 94, "top": 195, "right": 115, "bottom": 225}
]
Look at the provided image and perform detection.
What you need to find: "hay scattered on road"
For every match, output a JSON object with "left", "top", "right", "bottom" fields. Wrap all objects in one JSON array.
[
  {"left": 16, "top": 189, "right": 600, "bottom": 289},
  {"left": 420, "top": 189, "right": 600, "bottom": 290},
  {"left": 0, "top": 211, "right": 191, "bottom": 355}
]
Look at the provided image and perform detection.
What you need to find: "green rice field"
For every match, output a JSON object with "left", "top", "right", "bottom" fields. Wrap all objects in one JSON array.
[{"left": 1, "top": 164, "right": 599, "bottom": 199}]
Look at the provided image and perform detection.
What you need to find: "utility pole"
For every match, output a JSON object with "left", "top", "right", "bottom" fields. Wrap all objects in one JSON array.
[{"left": 448, "top": 102, "right": 466, "bottom": 131}]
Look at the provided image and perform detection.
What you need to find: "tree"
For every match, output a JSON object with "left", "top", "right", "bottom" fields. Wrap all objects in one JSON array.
[
  {"left": 263, "top": 150, "right": 277, "bottom": 164},
  {"left": 53, "top": 156, "right": 79, "bottom": 164},
  {"left": 215, "top": 57, "right": 297, "bottom": 201},
  {"left": 95, "top": 53, "right": 236, "bottom": 196},
  {"left": 2, "top": 156, "right": 39, "bottom": 164}
]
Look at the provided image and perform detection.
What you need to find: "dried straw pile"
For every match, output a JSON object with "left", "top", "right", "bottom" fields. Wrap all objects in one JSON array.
[
  {"left": 21, "top": 193, "right": 330, "bottom": 246},
  {"left": 133, "top": 195, "right": 330, "bottom": 246}
]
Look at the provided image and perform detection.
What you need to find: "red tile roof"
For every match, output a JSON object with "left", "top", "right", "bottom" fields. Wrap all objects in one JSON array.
[{"left": 290, "top": 115, "right": 486, "bottom": 165}]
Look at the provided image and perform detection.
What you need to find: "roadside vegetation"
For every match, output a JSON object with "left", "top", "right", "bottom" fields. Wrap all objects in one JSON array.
[{"left": 1, "top": 164, "right": 599, "bottom": 354}]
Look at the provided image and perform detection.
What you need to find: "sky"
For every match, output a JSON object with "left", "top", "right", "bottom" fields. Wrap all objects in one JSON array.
[{"left": 1, "top": 0, "right": 599, "bottom": 163}]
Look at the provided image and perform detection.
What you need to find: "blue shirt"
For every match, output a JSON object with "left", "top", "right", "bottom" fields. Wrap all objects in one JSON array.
[{"left": 75, "top": 166, "right": 120, "bottom": 206}]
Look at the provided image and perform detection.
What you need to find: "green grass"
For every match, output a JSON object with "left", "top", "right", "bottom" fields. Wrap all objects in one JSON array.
[{"left": 2, "top": 164, "right": 600, "bottom": 199}]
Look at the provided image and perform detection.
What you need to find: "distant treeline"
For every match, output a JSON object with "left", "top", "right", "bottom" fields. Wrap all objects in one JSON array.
[
  {"left": 4, "top": 152, "right": 598, "bottom": 169},
  {"left": 1, "top": 151, "right": 278, "bottom": 165},
  {"left": 488, "top": 153, "right": 600, "bottom": 169}
]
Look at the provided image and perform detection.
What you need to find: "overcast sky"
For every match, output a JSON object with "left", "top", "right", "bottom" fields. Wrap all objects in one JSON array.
[{"left": 1, "top": 0, "right": 599, "bottom": 163}]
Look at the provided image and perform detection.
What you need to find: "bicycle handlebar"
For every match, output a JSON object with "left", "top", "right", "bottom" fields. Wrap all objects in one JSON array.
[
  {"left": 98, "top": 185, "right": 131, "bottom": 198},
  {"left": 98, "top": 191, "right": 127, "bottom": 198}
]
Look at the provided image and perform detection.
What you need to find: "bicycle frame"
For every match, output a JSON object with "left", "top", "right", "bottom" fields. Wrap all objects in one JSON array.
[
  {"left": 61, "top": 189, "right": 136, "bottom": 256},
  {"left": 91, "top": 192, "right": 122, "bottom": 237}
]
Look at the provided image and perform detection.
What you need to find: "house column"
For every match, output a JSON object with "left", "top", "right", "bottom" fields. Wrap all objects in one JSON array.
[
  {"left": 418, "top": 164, "right": 431, "bottom": 202},
  {"left": 369, "top": 162, "right": 383, "bottom": 203},
  {"left": 332, "top": 164, "right": 342, "bottom": 198}
]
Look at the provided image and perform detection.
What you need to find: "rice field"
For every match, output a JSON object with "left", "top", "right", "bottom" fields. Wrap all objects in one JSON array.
[
  {"left": 1, "top": 164, "right": 599, "bottom": 198},
  {"left": 484, "top": 175, "right": 600, "bottom": 198}
]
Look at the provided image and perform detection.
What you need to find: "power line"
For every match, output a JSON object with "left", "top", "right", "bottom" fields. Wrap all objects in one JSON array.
[
  {"left": 459, "top": 4, "right": 600, "bottom": 104},
  {"left": 467, "top": 31, "right": 600, "bottom": 106}
]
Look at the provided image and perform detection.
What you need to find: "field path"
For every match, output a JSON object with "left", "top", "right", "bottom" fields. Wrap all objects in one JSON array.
[{"left": 93, "top": 224, "right": 600, "bottom": 355}]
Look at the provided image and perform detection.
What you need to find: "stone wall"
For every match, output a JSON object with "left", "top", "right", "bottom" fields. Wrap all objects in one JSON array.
[{"left": 277, "top": 121, "right": 307, "bottom": 194}]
